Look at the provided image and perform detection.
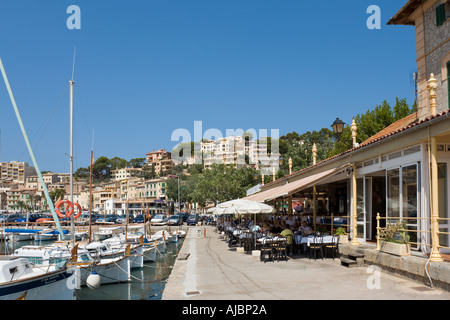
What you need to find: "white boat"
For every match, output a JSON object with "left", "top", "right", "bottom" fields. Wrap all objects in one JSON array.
[
  {"left": 34, "top": 231, "right": 58, "bottom": 241},
  {"left": 120, "top": 225, "right": 166, "bottom": 254},
  {"left": 173, "top": 229, "right": 186, "bottom": 239},
  {"left": 92, "top": 226, "right": 123, "bottom": 241},
  {"left": 13, "top": 243, "right": 131, "bottom": 286},
  {"left": 0, "top": 255, "right": 77, "bottom": 300},
  {"left": 81, "top": 240, "right": 144, "bottom": 269},
  {"left": 5, "top": 231, "right": 35, "bottom": 242},
  {"left": 142, "top": 244, "right": 157, "bottom": 262},
  {"left": 155, "top": 230, "right": 178, "bottom": 243}
]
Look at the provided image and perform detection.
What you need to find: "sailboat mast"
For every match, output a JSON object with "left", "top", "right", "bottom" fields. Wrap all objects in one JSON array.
[
  {"left": 69, "top": 79, "right": 75, "bottom": 243},
  {"left": 0, "top": 58, "right": 66, "bottom": 238},
  {"left": 89, "top": 149, "right": 93, "bottom": 243}
]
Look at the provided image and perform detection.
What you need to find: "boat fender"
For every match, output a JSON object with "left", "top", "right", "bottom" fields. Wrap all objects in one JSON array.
[{"left": 86, "top": 270, "right": 101, "bottom": 289}]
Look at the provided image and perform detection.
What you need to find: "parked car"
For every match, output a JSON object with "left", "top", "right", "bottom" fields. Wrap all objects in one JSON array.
[
  {"left": 4, "top": 214, "right": 26, "bottom": 223},
  {"left": 116, "top": 215, "right": 133, "bottom": 224},
  {"left": 133, "top": 214, "right": 145, "bottom": 223},
  {"left": 27, "top": 213, "right": 45, "bottom": 222},
  {"left": 96, "top": 214, "right": 118, "bottom": 224},
  {"left": 168, "top": 214, "right": 183, "bottom": 226},
  {"left": 186, "top": 214, "right": 199, "bottom": 226},
  {"left": 150, "top": 214, "right": 168, "bottom": 225}
]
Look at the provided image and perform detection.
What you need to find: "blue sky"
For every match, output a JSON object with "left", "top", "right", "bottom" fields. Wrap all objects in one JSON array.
[{"left": 0, "top": 0, "right": 417, "bottom": 173}]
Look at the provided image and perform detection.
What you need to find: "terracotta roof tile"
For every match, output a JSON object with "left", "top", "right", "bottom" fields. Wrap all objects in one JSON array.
[{"left": 360, "top": 112, "right": 418, "bottom": 146}]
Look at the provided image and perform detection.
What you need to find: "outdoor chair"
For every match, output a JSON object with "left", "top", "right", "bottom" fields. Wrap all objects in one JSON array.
[
  {"left": 260, "top": 240, "right": 273, "bottom": 263},
  {"left": 308, "top": 235, "right": 324, "bottom": 260},
  {"left": 242, "top": 237, "right": 253, "bottom": 253},
  {"left": 323, "top": 235, "right": 339, "bottom": 259},
  {"left": 274, "top": 239, "right": 288, "bottom": 261}
]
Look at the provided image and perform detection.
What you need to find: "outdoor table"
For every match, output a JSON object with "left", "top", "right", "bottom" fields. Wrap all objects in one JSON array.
[
  {"left": 257, "top": 236, "right": 285, "bottom": 244},
  {"left": 294, "top": 234, "right": 336, "bottom": 246}
]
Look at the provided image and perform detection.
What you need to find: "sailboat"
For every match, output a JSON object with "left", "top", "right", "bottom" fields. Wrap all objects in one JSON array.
[
  {"left": 0, "top": 255, "right": 78, "bottom": 300},
  {"left": 13, "top": 243, "right": 131, "bottom": 286},
  {"left": 1, "top": 57, "right": 132, "bottom": 289},
  {"left": 0, "top": 57, "right": 78, "bottom": 299}
]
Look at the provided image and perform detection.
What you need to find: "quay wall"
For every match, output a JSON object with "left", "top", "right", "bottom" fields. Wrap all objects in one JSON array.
[{"left": 339, "top": 243, "right": 450, "bottom": 292}]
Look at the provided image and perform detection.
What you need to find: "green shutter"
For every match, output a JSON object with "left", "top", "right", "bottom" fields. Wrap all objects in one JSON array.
[{"left": 436, "top": 4, "right": 446, "bottom": 26}]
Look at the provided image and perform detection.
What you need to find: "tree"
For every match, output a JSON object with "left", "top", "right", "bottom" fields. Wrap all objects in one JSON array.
[
  {"left": 330, "top": 98, "right": 415, "bottom": 155},
  {"left": 92, "top": 156, "right": 111, "bottom": 181},
  {"left": 129, "top": 158, "right": 145, "bottom": 168},
  {"left": 49, "top": 189, "right": 65, "bottom": 204}
]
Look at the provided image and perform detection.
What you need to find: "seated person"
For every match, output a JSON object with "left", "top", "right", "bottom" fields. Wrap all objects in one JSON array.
[
  {"left": 270, "top": 222, "right": 283, "bottom": 234},
  {"left": 298, "top": 221, "right": 312, "bottom": 235},
  {"left": 280, "top": 225, "right": 294, "bottom": 255}
]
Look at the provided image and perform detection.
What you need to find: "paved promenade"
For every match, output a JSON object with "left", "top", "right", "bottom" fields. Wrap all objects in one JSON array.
[{"left": 162, "top": 225, "right": 450, "bottom": 300}]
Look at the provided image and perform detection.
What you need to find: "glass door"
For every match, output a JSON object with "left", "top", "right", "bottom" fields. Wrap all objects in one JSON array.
[
  {"left": 357, "top": 177, "right": 372, "bottom": 241},
  {"left": 386, "top": 164, "right": 419, "bottom": 249},
  {"left": 387, "top": 168, "right": 400, "bottom": 221},
  {"left": 438, "top": 162, "right": 449, "bottom": 253}
]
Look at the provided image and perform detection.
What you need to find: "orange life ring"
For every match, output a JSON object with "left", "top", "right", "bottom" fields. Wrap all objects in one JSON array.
[
  {"left": 55, "top": 200, "right": 74, "bottom": 218},
  {"left": 72, "top": 203, "right": 82, "bottom": 219}
]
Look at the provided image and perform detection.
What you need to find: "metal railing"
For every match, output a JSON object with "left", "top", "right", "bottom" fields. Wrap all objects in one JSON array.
[{"left": 375, "top": 213, "right": 450, "bottom": 254}]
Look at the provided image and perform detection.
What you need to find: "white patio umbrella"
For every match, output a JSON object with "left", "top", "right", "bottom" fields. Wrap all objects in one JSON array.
[
  {"left": 216, "top": 199, "right": 254, "bottom": 208},
  {"left": 233, "top": 201, "right": 275, "bottom": 214}
]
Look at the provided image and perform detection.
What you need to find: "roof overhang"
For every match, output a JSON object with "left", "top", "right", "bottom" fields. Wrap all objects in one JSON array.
[{"left": 387, "top": 0, "right": 426, "bottom": 25}]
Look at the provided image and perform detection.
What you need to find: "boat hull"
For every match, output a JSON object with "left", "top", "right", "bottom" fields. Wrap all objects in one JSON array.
[
  {"left": 77, "top": 256, "right": 131, "bottom": 286},
  {"left": 0, "top": 267, "right": 76, "bottom": 300},
  {"left": 143, "top": 245, "right": 157, "bottom": 262}
]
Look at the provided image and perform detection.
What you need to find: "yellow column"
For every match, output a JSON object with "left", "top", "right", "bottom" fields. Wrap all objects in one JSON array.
[
  {"left": 351, "top": 163, "right": 359, "bottom": 245},
  {"left": 428, "top": 74, "right": 443, "bottom": 262},
  {"left": 312, "top": 144, "right": 317, "bottom": 230},
  {"left": 289, "top": 157, "right": 292, "bottom": 175},
  {"left": 288, "top": 194, "right": 292, "bottom": 216}
]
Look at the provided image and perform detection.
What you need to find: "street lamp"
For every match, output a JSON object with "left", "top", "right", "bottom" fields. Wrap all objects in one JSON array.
[
  {"left": 331, "top": 117, "right": 358, "bottom": 148},
  {"left": 169, "top": 175, "right": 180, "bottom": 215},
  {"left": 331, "top": 118, "right": 345, "bottom": 138}
]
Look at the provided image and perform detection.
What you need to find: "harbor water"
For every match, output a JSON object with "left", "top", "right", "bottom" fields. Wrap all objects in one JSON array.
[{"left": 0, "top": 229, "right": 184, "bottom": 300}]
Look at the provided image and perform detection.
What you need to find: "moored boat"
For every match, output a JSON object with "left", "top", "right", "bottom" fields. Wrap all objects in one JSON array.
[{"left": 0, "top": 255, "right": 77, "bottom": 300}]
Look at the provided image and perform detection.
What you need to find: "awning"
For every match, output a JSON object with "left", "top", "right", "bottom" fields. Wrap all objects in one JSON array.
[{"left": 244, "top": 164, "right": 349, "bottom": 203}]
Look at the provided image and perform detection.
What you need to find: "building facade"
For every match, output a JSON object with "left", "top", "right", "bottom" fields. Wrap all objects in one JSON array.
[
  {"left": 388, "top": 0, "right": 450, "bottom": 120},
  {"left": 146, "top": 149, "right": 174, "bottom": 175},
  {"left": 0, "top": 161, "right": 36, "bottom": 184}
]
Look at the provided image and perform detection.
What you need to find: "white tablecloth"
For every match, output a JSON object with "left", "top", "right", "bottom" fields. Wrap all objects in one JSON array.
[
  {"left": 257, "top": 236, "right": 285, "bottom": 244},
  {"left": 294, "top": 235, "right": 336, "bottom": 246}
]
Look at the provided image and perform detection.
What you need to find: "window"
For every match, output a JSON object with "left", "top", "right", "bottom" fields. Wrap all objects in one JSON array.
[{"left": 436, "top": 3, "right": 447, "bottom": 26}]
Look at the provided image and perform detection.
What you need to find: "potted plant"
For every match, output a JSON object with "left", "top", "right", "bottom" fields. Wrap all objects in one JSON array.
[
  {"left": 379, "top": 221, "right": 411, "bottom": 256},
  {"left": 334, "top": 227, "right": 348, "bottom": 244}
]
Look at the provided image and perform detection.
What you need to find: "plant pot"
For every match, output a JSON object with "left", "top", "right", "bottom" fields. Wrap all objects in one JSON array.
[
  {"left": 380, "top": 241, "right": 411, "bottom": 256},
  {"left": 338, "top": 235, "right": 348, "bottom": 244}
]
